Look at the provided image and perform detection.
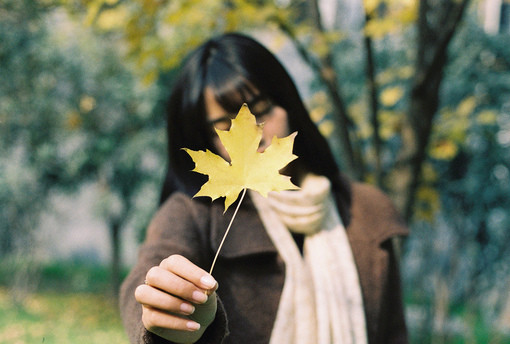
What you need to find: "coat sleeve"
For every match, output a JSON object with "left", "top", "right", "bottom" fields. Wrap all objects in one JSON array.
[
  {"left": 119, "top": 193, "right": 229, "bottom": 344},
  {"left": 347, "top": 182, "right": 409, "bottom": 344}
]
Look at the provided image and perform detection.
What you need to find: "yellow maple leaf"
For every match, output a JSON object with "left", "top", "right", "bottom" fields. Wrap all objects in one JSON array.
[{"left": 183, "top": 104, "right": 299, "bottom": 212}]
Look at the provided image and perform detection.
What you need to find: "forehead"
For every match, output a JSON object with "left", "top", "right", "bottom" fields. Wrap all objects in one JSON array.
[
  {"left": 204, "top": 88, "right": 227, "bottom": 121},
  {"left": 204, "top": 68, "right": 261, "bottom": 108},
  {"left": 204, "top": 86, "right": 263, "bottom": 119}
]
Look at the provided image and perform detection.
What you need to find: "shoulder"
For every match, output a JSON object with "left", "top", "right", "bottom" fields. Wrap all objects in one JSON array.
[
  {"left": 347, "top": 181, "right": 409, "bottom": 242},
  {"left": 159, "top": 192, "right": 211, "bottom": 217},
  {"left": 145, "top": 192, "right": 212, "bottom": 242},
  {"left": 350, "top": 182, "right": 396, "bottom": 212}
]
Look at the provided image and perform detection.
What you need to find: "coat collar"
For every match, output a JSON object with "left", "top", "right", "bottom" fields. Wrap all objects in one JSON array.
[
  {"left": 209, "top": 194, "right": 278, "bottom": 258},
  {"left": 207, "top": 181, "right": 408, "bottom": 259},
  {"left": 346, "top": 182, "right": 409, "bottom": 244}
]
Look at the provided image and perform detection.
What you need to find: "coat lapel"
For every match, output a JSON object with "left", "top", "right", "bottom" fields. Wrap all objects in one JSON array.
[{"left": 209, "top": 195, "right": 278, "bottom": 259}]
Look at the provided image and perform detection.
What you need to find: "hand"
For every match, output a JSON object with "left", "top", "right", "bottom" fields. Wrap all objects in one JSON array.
[{"left": 135, "top": 255, "right": 218, "bottom": 344}]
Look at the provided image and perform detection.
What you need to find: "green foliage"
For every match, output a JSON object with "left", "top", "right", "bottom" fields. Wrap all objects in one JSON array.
[
  {"left": 0, "top": 0, "right": 67, "bottom": 255},
  {"left": 0, "top": 0, "right": 165, "bottom": 256},
  {"left": 0, "top": 261, "right": 129, "bottom": 342},
  {"left": 0, "top": 288, "right": 128, "bottom": 343},
  {"left": 399, "top": 13, "right": 510, "bottom": 340},
  {"left": 0, "top": 0, "right": 166, "bottom": 300},
  {"left": 0, "top": 258, "right": 127, "bottom": 293},
  {"left": 405, "top": 294, "right": 510, "bottom": 343}
]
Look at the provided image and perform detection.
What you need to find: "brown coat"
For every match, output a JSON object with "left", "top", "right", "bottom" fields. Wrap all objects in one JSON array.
[{"left": 120, "top": 181, "right": 409, "bottom": 344}]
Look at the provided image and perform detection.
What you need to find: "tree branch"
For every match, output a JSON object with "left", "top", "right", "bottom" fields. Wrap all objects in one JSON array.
[
  {"left": 414, "top": 0, "right": 471, "bottom": 93},
  {"left": 401, "top": 0, "right": 471, "bottom": 221},
  {"left": 363, "top": 12, "right": 383, "bottom": 188},
  {"left": 275, "top": 9, "right": 363, "bottom": 179}
]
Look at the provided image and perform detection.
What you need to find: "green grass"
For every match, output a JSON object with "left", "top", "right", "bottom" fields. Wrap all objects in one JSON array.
[
  {"left": 0, "top": 288, "right": 129, "bottom": 344},
  {"left": 0, "top": 260, "right": 130, "bottom": 344}
]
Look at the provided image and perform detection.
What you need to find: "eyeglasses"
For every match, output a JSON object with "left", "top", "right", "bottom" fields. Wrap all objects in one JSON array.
[{"left": 207, "top": 96, "right": 276, "bottom": 130}]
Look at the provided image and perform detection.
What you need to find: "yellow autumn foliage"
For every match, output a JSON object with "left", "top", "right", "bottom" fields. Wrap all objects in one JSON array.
[
  {"left": 421, "top": 162, "right": 439, "bottom": 183},
  {"left": 310, "top": 107, "right": 328, "bottom": 123},
  {"left": 415, "top": 186, "right": 441, "bottom": 221},
  {"left": 318, "top": 120, "right": 335, "bottom": 138},
  {"left": 96, "top": 7, "right": 128, "bottom": 30},
  {"left": 376, "top": 66, "right": 414, "bottom": 85},
  {"left": 380, "top": 86, "right": 404, "bottom": 107},
  {"left": 457, "top": 96, "right": 477, "bottom": 117},
  {"left": 430, "top": 139, "right": 458, "bottom": 160},
  {"left": 364, "top": 0, "right": 417, "bottom": 38},
  {"left": 476, "top": 109, "right": 498, "bottom": 125},
  {"left": 379, "top": 110, "right": 403, "bottom": 139},
  {"left": 66, "top": 110, "right": 82, "bottom": 130},
  {"left": 79, "top": 95, "right": 96, "bottom": 113}
]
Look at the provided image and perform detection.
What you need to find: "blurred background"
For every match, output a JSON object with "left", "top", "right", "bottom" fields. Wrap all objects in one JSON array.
[{"left": 1, "top": 0, "right": 509, "bottom": 343}]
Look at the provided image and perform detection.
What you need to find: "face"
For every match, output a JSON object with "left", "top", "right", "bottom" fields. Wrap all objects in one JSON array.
[{"left": 204, "top": 87, "right": 290, "bottom": 161}]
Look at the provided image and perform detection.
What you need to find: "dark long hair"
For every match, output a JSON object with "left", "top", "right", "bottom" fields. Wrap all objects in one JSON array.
[{"left": 160, "top": 33, "right": 349, "bottom": 209}]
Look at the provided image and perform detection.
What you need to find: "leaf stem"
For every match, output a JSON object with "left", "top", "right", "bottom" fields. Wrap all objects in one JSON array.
[{"left": 209, "top": 188, "right": 247, "bottom": 275}]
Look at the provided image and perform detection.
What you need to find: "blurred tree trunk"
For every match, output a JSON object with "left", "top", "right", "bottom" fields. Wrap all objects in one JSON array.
[
  {"left": 363, "top": 12, "right": 382, "bottom": 188},
  {"left": 279, "top": 0, "right": 364, "bottom": 180},
  {"left": 109, "top": 217, "right": 122, "bottom": 298},
  {"left": 393, "top": 0, "right": 470, "bottom": 222},
  {"left": 106, "top": 194, "right": 133, "bottom": 298}
]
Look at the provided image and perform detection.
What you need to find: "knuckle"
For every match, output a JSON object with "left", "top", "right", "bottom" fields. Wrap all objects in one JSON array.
[
  {"left": 145, "top": 266, "right": 160, "bottom": 284},
  {"left": 163, "top": 254, "right": 181, "bottom": 267},
  {"left": 134, "top": 284, "right": 148, "bottom": 302},
  {"left": 142, "top": 309, "right": 159, "bottom": 329}
]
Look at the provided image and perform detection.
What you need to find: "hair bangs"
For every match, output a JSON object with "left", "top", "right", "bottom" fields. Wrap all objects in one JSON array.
[{"left": 205, "top": 59, "right": 258, "bottom": 116}]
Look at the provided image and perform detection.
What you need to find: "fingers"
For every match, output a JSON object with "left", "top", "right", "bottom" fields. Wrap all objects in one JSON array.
[
  {"left": 135, "top": 254, "right": 219, "bottom": 340},
  {"left": 141, "top": 305, "right": 202, "bottom": 332},
  {"left": 160, "top": 255, "right": 218, "bottom": 291},
  {"left": 135, "top": 284, "right": 195, "bottom": 315},
  {"left": 138, "top": 254, "right": 218, "bottom": 309},
  {"left": 144, "top": 266, "right": 210, "bottom": 304}
]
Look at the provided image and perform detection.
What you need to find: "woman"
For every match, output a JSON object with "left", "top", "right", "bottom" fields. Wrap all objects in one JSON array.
[{"left": 120, "top": 33, "right": 409, "bottom": 344}]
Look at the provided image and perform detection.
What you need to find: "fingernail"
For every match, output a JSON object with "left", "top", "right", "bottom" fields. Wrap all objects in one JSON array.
[
  {"left": 200, "top": 275, "right": 217, "bottom": 289},
  {"left": 192, "top": 290, "right": 208, "bottom": 303},
  {"left": 186, "top": 321, "right": 200, "bottom": 331},
  {"left": 180, "top": 303, "right": 195, "bottom": 315}
]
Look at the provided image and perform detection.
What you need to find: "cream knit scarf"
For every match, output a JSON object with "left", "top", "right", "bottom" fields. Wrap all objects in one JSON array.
[{"left": 250, "top": 174, "right": 368, "bottom": 344}]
